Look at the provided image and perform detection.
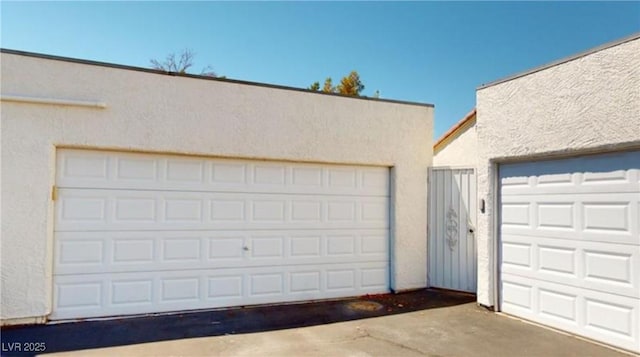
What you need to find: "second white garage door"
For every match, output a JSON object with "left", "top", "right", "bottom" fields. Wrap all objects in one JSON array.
[
  {"left": 499, "top": 151, "right": 640, "bottom": 353},
  {"left": 52, "top": 149, "right": 390, "bottom": 320}
]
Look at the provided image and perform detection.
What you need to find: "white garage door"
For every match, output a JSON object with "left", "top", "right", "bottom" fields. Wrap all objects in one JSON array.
[
  {"left": 52, "top": 149, "right": 390, "bottom": 320},
  {"left": 499, "top": 151, "right": 640, "bottom": 353}
]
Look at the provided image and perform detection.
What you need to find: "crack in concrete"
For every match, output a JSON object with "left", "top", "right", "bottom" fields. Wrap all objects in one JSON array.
[{"left": 355, "top": 328, "right": 436, "bottom": 356}]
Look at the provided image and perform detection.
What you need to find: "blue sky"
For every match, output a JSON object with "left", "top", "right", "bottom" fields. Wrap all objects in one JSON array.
[{"left": 2, "top": 2, "right": 639, "bottom": 138}]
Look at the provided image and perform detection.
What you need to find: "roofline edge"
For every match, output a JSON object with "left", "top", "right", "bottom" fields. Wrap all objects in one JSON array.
[
  {"left": 0, "top": 48, "right": 434, "bottom": 109},
  {"left": 477, "top": 32, "right": 640, "bottom": 91},
  {"left": 433, "top": 108, "right": 476, "bottom": 151}
]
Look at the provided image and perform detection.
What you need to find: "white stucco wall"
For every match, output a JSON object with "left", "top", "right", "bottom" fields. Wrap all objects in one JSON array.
[
  {"left": 433, "top": 121, "right": 478, "bottom": 168},
  {"left": 475, "top": 36, "right": 640, "bottom": 307},
  {"left": 0, "top": 52, "right": 433, "bottom": 323}
]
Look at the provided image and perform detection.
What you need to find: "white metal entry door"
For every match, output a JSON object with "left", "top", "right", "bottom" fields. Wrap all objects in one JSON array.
[
  {"left": 499, "top": 151, "right": 640, "bottom": 354},
  {"left": 428, "top": 168, "right": 477, "bottom": 293},
  {"left": 52, "top": 149, "right": 390, "bottom": 320}
]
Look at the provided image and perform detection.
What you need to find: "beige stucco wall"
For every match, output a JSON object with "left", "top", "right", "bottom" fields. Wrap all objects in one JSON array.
[
  {"left": 0, "top": 52, "right": 433, "bottom": 323},
  {"left": 433, "top": 122, "right": 478, "bottom": 168},
  {"left": 475, "top": 36, "right": 640, "bottom": 307}
]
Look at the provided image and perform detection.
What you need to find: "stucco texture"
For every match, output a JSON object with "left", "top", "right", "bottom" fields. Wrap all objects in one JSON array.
[
  {"left": 0, "top": 53, "right": 433, "bottom": 323},
  {"left": 433, "top": 122, "right": 478, "bottom": 168},
  {"left": 475, "top": 36, "right": 640, "bottom": 306}
]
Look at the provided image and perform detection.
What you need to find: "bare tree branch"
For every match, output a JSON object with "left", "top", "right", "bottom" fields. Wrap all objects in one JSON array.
[
  {"left": 151, "top": 49, "right": 196, "bottom": 74},
  {"left": 200, "top": 65, "right": 217, "bottom": 77}
]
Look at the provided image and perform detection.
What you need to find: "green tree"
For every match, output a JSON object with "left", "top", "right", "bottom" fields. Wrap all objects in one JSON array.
[
  {"left": 322, "top": 77, "right": 335, "bottom": 93},
  {"left": 336, "top": 71, "right": 364, "bottom": 96},
  {"left": 309, "top": 71, "right": 365, "bottom": 97}
]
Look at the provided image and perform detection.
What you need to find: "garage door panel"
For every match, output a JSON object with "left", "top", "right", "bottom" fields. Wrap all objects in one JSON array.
[
  {"left": 500, "top": 151, "right": 640, "bottom": 196},
  {"left": 502, "top": 234, "right": 639, "bottom": 298},
  {"left": 55, "top": 229, "right": 389, "bottom": 275},
  {"left": 502, "top": 274, "right": 640, "bottom": 353},
  {"left": 51, "top": 261, "right": 389, "bottom": 319},
  {"left": 537, "top": 202, "right": 575, "bottom": 231},
  {"left": 501, "top": 241, "right": 533, "bottom": 269},
  {"left": 537, "top": 245, "right": 576, "bottom": 277},
  {"left": 583, "top": 250, "right": 636, "bottom": 289},
  {"left": 501, "top": 193, "right": 638, "bottom": 245},
  {"left": 502, "top": 181, "right": 639, "bottom": 195},
  {"left": 57, "top": 149, "right": 388, "bottom": 197},
  {"left": 501, "top": 230, "right": 638, "bottom": 246},
  {"left": 501, "top": 279, "right": 534, "bottom": 312},
  {"left": 500, "top": 151, "right": 640, "bottom": 353},
  {"left": 56, "top": 189, "right": 389, "bottom": 231}
]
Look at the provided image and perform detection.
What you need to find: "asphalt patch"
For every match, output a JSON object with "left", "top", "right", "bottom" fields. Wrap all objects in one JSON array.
[{"left": 0, "top": 288, "right": 475, "bottom": 356}]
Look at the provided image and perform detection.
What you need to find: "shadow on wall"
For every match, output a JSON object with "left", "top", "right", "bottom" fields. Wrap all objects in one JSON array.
[
  {"left": 499, "top": 150, "right": 640, "bottom": 179},
  {"left": 0, "top": 288, "right": 474, "bottom": 355}
]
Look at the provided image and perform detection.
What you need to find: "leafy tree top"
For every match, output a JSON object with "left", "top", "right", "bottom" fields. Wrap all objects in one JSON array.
[{"left": 309, "top": 71, "right": 365, "bottom": 97}]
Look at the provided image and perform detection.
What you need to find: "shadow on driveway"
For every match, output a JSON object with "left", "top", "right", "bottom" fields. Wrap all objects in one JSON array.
[{"left": 1, "top": 288, "right": 474, "bottom": 356}]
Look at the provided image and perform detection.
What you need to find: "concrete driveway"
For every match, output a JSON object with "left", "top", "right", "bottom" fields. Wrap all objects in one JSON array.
[{"left": 45, "top": 301, "right": 626, "bottom": 357}]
